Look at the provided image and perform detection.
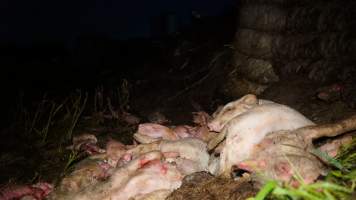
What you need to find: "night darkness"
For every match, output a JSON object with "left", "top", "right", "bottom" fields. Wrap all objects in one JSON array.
[
  {"left": 1, "top": 0, "right": 356, "bottom": 199},
  {"left": 1, "top": 0, "right": 235, "bottom": 124},
  {"left": 2, "top": 0, "right": 233, "bottom": 43}
]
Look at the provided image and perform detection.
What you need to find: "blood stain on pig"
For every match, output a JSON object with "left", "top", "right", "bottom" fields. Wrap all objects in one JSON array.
[
  {"left": 274, "top": 161, "right": 293, "bottom": 181},
  {"left": 139, "top": 157, "right": 152, "bottom": 168},
  {"left": 237, "top": 162, "right": 255, "bottom": 172}
]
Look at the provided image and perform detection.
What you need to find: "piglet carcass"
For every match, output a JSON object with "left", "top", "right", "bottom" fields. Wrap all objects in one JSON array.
[
  {"left": 208, "top": 94, "right": 259, "bottom": 133},
  {"left": 207, "top": 94, "right": 276, "bottom": 151},
  {"left": 105, "top": 138, "right": 135, "bottom": 167},
  {"left": 208, "top": 94, "right": 274, "bottom": 133},
  {"left": 0, "top": 182, "right": 53, "bottom": 200},
  {"left": 51, "top": 137, "right": 210, "bottom": 200},
  {"left": 134, "top": 123, "right": 215, "bottom": 144},
  {"left": 172, "top": 125, "right": 215, "bottom": 143},
  {"left": 206, "top": 95, "right": 314, "bottom": 176},
  {"left": 124, "top": 138, "right": 210, "bottom": 175},
  {"left": 76, "top": 151, "right": 181, "bottom": 200},
  {"left": 134, "top": 123, "right": 178, "bottom": 143},
  {"left": 238, "top": 115, "right": 356, "bottom": 185},
  {"left": 68, "top": 133, "right": 106, "bottom": 156},
  {"left": 318, "top": 133, "right": 353, "bottom": 158},
  {"left": 55, "top": 155, "right": 112, "bottom": 194},
  {"left": 160, "top": 138, "right": 210, "bottom": 174},
  {"left": 50, "top": 151, "right": 173, "bottom": 200},
  {"left": 104, "top": 159, "right": 182, "bottom": 200}
]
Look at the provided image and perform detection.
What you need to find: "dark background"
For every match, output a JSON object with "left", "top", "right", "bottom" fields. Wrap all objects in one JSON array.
[
  {"left": 0, "top": 0, "right": 236, "bottom": 127},
  {"left": 1, "top": 0, "right": 233, "bottom": 44}
]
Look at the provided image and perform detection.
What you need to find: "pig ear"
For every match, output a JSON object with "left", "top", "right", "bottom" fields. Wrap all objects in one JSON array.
[{"left": 240, "top": 94, "right": 257, "bottom": 105}]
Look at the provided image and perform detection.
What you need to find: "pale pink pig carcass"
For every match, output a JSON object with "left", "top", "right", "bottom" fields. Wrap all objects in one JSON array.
[
  {"left": 208, "top": 94, "right": 259, "bottom": 132},
  {"left": 104, "top": 159, "right": 182, "bottom": 200},
  {"left": 0, "top": 182, "right": 53, "bottom": 200},
  {"left": 134, "top": 123, "right": 214, "bottom": 144},
  {"left": 160, "top": 138, "right": 210, "bottom": 175},
  {"left": 218, "top": 102, "right": 314, "bottom": 176},
  {"left": 238, "top": 115, "right": 356, "bottom": 185},
  {"left": 49, "top": 151, "right": 164, "bottom": 200},
  {"left": 134, "top": 123, "right": 178, "bottom": 143}
]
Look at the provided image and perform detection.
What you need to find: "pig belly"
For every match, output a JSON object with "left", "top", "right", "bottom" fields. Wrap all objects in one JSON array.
[{"left": 219, "top": 103, "right": 314, "bottom": 175}]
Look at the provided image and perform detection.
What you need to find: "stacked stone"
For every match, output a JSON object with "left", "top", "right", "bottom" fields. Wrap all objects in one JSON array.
[{"left": 226, "top": 0, "right": 356, "bottom": 96}]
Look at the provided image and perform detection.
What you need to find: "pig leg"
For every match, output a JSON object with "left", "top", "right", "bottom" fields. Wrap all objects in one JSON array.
[
  {"left": 301, "top": 115, "right": 356, "bottom": 142},
  {"left": 318, "top": 133, "right": 354, "bottom": 157},
  {"left": 207, "top": 130, "right": 227, "bottom": 151}
]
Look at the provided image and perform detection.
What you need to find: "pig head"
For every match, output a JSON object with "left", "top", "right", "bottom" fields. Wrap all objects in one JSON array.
[
  {"left": 208, "top": 94, "right": 259, "bottom": 132},
  {"left": 107, "top": 159, "right": 182, "bottom": 200},
  {"left": 160, "top": 138, "right": 210, "bottom": 174},
  {"left": 134, "top": 123, "right": 178, "bottom": 143}
]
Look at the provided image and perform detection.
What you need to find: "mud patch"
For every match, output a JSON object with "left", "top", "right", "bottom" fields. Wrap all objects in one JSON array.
[{"left": 167, "top": 172, "right": 258, "bottom": 200}]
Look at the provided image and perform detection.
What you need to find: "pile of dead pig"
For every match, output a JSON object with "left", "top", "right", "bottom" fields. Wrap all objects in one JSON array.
[{"left": 2, "top": 94, "right": 355, "bottom": 200}]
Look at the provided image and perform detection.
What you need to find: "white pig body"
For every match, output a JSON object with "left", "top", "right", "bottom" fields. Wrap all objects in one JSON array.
[
  {"left": 219, "top": 103, "right": 314, "bottom": 175},
  {"left": 106, "top": 160, "right": 182, "bottom": 200},
  {"left": 160, "top": 138, "right": 210, "bottom": 174}
]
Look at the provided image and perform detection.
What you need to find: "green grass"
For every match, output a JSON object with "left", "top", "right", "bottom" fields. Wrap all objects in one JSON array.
[
  {"left": 1, "top": 91, "right": 88, "bottom": 183},
  {"left": 0, "top": 85, "right": 137, "bottom": 184},
  {"left": 62, "top": 150, "right": 81, "bottom": 175},
  {"left": 18, "top": 91, "right": 87, "bottom": 146}
]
